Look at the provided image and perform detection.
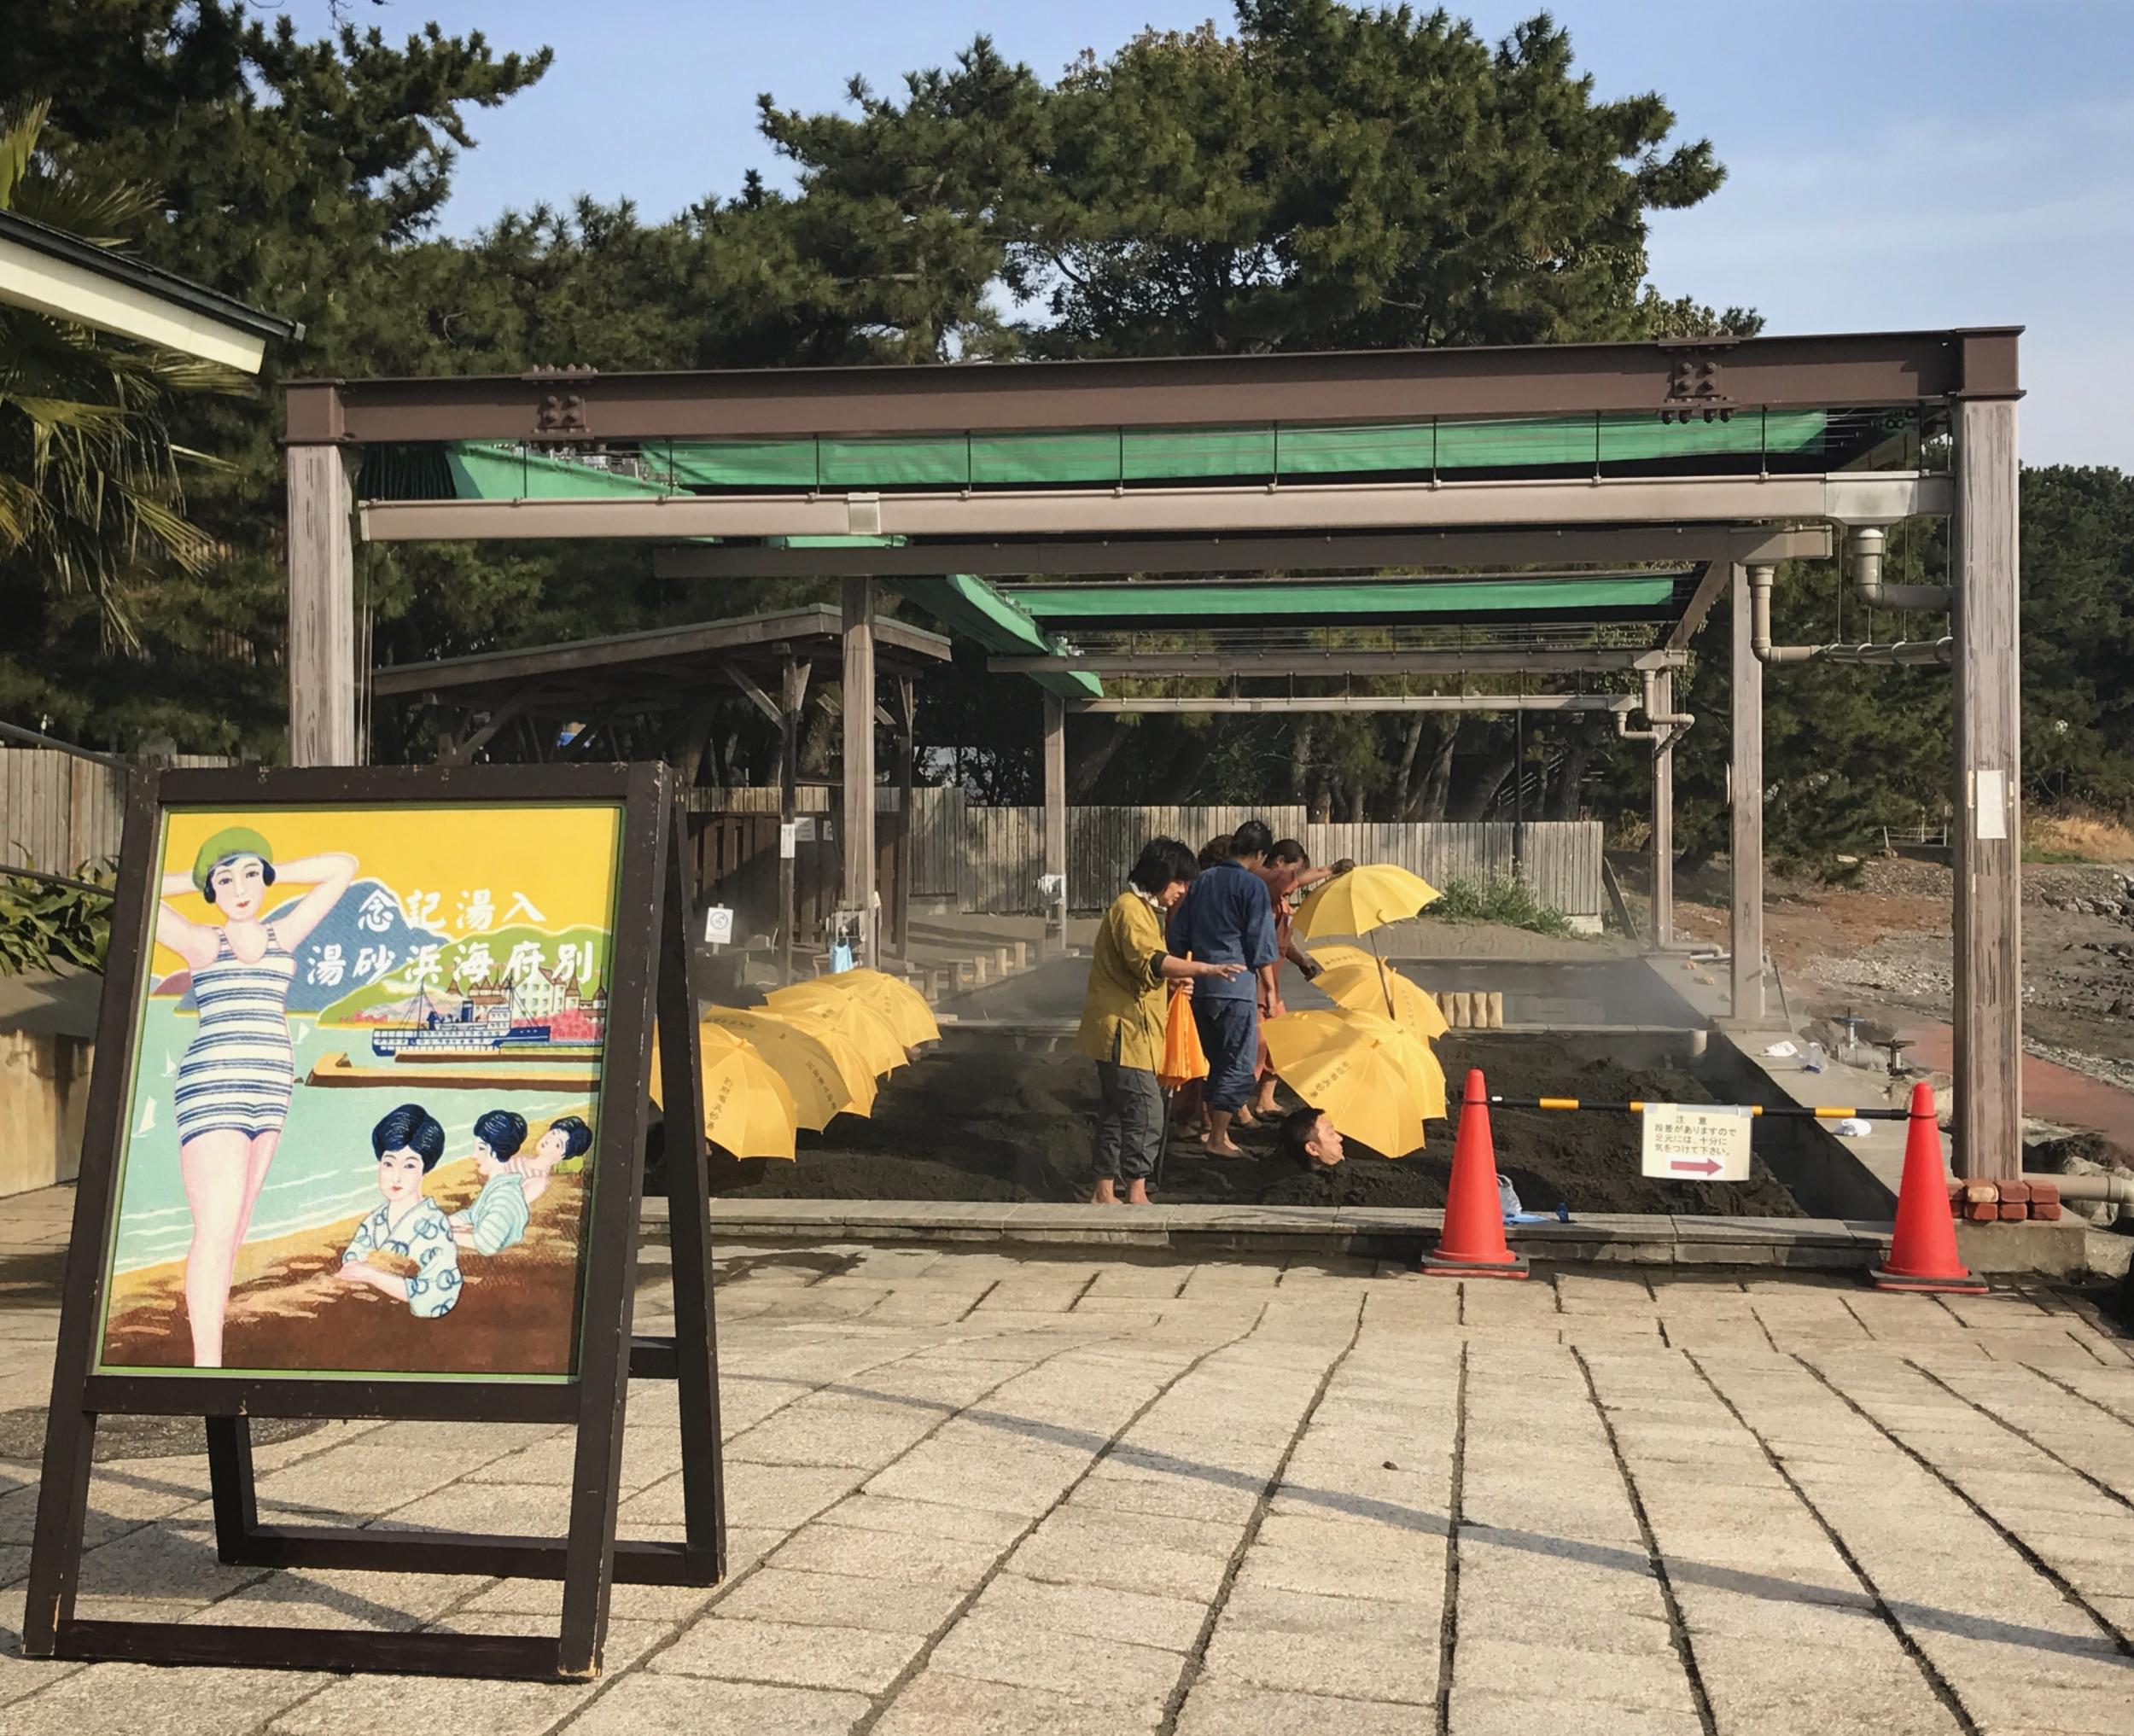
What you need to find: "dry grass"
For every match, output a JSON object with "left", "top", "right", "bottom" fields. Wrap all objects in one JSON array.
[{"left": 2031, "top": 806, "right": 2134, "bottom": 865}]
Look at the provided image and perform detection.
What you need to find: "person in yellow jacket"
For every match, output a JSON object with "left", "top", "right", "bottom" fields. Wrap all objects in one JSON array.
[{"left": 1077, "top": 838, "right": 1246, "bottom": 1204}]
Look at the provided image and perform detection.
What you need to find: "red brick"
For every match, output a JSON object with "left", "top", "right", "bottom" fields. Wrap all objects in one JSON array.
[
  {"left": 2028, "top": 1180, "right": 2060, "bottom": 1207},
  {"left": 1997, "top": 1202, "right": 2028, "bottom": 1220},
  {"left": 1998, "top": 1180, "right": 2032, "bottom": 1204},
  {"left": 2032, "top": 1200, "right": 2063, "bottom": 1221},
  {"left": 1963, "top": 1202, "right": 2001, "bottom": 1221}
]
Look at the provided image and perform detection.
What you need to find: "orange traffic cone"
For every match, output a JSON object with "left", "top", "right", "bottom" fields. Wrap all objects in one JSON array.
[
  {"left": 1869, "top": 1081, "right": 1985, "bottom": 1295},
  {"left": 1421, "top": 1069, "right": 1529, "bottom": 1279}
]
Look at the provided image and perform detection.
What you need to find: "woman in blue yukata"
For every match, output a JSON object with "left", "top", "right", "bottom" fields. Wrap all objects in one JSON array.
[
  {"left": 336, "top": 1104, "right": 463, "bottom": 1318},
  {"left": 157, "top": 828, "right": 358, "bottom": 1366}
]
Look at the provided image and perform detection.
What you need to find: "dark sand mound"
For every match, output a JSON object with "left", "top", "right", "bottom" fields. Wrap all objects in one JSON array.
[{"left": 703, "top": 1034, "right": 1803, "bottom": 1217}]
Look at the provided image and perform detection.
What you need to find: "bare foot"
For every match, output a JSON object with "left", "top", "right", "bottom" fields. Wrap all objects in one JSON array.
[
  {"left": 1090, "top": 1180, "right": 1119, "bottom": 1205},
  {"left": 1125, "top": 1180, "right": 1150, "bottom": 1204},
  {"left": 1233, "top": 1109, "right": 1260, "bottom": 1129},
  {"left": 1205, "top": 1139, "right": 1247, "bottom": 1158}
]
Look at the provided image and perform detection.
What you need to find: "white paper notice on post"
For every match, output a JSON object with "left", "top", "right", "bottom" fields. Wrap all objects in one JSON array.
[
  {"left": 1641, "top": 1103, "right": 1752, "bottom": 1182},
  {"left": 1974, "top": 769, "right": 2008, "bottom": 840}
]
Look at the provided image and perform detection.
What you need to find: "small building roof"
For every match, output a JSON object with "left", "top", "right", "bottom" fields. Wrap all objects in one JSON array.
[{"left": 0, "top": 209, "right": 299, "bottom": 373}]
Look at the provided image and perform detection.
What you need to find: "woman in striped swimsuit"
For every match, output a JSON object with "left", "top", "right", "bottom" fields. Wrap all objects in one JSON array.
[{"left": 159, "top": 830, "right": 357, "bottom": 1367}]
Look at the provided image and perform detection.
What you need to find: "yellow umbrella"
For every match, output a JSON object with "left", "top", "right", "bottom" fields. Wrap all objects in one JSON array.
[
  {"left": 1261, "top": 1009, "right": 1430, "bottom": 1157},
  {"left": 1291, "top": 863, "right": 1440, "bottom": 941},
  {"left": 646, "top": 1027, "right": 797, "bottom": 1159},
  {"left": 702, "top": 1006, "right": 876, "bottom": 1129},
  {"left": 773, "top": 969, "right": 939, "bottom": 1050},
  {"left": 1332, "top": 1008, "right": 1448, "bottom": 1122},
  {"left": 763, "top": 982, "right": 908, "bottom": 1075},
  {"left": 1312, "top": 951, "right": 1449, "bottom": 1043}
]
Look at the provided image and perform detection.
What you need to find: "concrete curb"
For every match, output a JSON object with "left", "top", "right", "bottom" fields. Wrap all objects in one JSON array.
[{"left": 640, "top": 1197, "right": 1962, "bottom": 1269}]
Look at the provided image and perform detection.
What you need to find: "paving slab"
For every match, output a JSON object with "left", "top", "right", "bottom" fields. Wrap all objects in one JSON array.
[{"left": 1, "top": 1226, "right": 2131, "bottom": 1735}]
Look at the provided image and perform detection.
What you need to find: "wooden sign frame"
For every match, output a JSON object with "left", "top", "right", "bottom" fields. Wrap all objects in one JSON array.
[{"left": 24, "top": 761, "right": 724, "bottom": 1681}]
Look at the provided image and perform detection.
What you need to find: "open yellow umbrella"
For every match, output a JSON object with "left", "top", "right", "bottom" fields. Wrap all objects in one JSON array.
[
  {"left": 763, "top": 982, "right": 908, "bottom": 1075},
  {"left": 1332, "top": 1008, "right": 1448, "bottom": 1122},
  {"left": 1312, "top": 950, "right": 1449, "bottom": 1043},
  {"left": 772, "top": 969, "right": 939, "bottom": 1050},
  {"left": 647, "top": 1026, "right": 798, "bottom": 1159},
  {"left": 1291, "top": 863, "right": 1440, "bottom": 941},
  {"left": 1261, "top": 1008, "right": 1430, "bottom": 1157},
  {"left": 702, "top": 1006, "right": 876, "bottom": 1129}
]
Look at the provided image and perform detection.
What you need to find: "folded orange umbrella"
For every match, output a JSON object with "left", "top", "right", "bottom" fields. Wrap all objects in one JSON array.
[{"left": 1158, "top": 985, "right": 1209, "bottom": 1090}]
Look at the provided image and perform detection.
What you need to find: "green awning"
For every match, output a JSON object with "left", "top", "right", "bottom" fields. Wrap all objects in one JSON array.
[
  {"left": 1004, "top": 576, "right": 1687, "bottom": 626},
  {"left": 885, "top": 577, "right": 1100, "bottom": 699},
  {"left": 637, "top": 411, "right": 1830, "bottom": 492}
]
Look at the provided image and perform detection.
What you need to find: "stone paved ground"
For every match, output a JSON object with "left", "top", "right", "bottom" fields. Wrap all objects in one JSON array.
[{"left": 3, "top": 1191, "right": 2133, "bottom": 1734}]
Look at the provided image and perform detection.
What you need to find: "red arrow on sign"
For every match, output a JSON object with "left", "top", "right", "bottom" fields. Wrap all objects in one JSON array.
[{"left": 1669, "top": 1158, "right": 1722, "bottom": 1176}]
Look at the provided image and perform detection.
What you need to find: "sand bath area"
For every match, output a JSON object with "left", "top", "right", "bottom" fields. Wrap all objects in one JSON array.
[
  {"left": 99, "top": 1157, "right": 592, "bottom": 1378},
  {"left": 5, "top": 1180, "right": 2134, "bottom": 1734}
]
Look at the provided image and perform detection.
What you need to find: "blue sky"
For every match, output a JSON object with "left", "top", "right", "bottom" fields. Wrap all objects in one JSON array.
[{"left": 302, "top": 1, "right": 2128, "bottom": 465}]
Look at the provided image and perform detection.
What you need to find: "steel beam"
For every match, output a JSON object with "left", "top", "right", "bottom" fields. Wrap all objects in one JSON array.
[
  {"left": 651, "top": 526, "right": 1834, "bottom": 580},
  {"left": 296, "top": 328, "right": 2017, "bottom": 446},
  {"left": 1066, "top": 694, "right": 1635, "bottom": 716},
  {"left": 359, "top": 477, "right": 1950, "bottom": 545}
]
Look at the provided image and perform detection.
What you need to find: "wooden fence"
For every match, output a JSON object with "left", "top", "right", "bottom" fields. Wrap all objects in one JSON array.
[
  {"left": 947, "top": 801, "right": 1602, "bottom": 923},
  {"left": 2, "top": 749, "right": 233, "bottom": 873}
]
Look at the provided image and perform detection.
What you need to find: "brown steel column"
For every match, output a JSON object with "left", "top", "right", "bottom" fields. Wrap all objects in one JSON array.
[
  {"left": 779, "top": 657, "right": 808, "bottom": 986},
  {"left": 895, "top": 674, "right": 916, "bottom": 958},
  {"left": 1730, "top": 565, "right": 1766, "bottom": 1020},
  {"left": 287, "top": 445, "right": 360, "bottom": 766},
  {"left": 842, "top": 579, "right": 878, "bottom": 969},
  {"left": 1042, "top": 693, "right": 1067, "bottom": 948},
  {"left": 1650, "top": 667, "right": 1676, "bottom": 950},
  {"left": 1953, "top": 394, "right": 2022, "bottom": 1181}
]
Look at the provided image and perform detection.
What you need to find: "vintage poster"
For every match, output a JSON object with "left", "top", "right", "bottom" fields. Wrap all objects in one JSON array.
[{"left": 95, "top": 801, "right": 625, "bottom": 1382}]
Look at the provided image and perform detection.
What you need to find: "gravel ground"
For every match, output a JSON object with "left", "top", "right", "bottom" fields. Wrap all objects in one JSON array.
[{"left": 1674, "top": 855, "right": 2134, "bottom": 1092}]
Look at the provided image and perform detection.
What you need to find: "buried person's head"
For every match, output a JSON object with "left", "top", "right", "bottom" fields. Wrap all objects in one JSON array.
[
  {"left": 1277, "top": 1106, "right": 1345, "bottom": 1169},
  {"left": 535, "top": 1114, "right": 595, "bottom": 1173},
  {"left": 471, "top": 1109, "right": 528, "bottom": 1174},
  {"left": 372, "top": 1103, "right": 446, "bottom": 1205}
]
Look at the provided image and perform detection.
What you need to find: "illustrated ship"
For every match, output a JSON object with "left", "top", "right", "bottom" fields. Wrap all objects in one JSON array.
[{"left": 367, "top": 974, "right": 608, "bottom": 1060}]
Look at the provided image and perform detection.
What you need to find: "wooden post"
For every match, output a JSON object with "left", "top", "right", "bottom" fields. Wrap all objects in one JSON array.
[
  {"left": 895, "top": 674, "right": 916, "bottom": 958},
  {"left": 1042, "top": 692, "right": 1067, "bottom": 948},
  {"left": 1650, "top": 667, "right": 1675, "bottom": 950},
  {"left": 779, "top": 658, "right": 808, "bottom": 986},
  {"left": 287, "top": 445, "right": 359, "bottom": 767},
  {"left": 1730, "top": 564, "right": 1766, "bottom": 1021},
  {"left": 841, "top": 579, "right": 878, "bottom": 969},
  {"left": 1953, "top": 395, "right": 2022, "bottom": 1182}
]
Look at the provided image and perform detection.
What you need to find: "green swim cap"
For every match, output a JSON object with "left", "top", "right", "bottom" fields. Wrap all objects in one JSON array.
[{"left": 192, "top": 826, "right": 275, "bottom": 897}]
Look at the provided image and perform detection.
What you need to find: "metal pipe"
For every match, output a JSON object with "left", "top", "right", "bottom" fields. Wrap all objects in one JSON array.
[
  {"left": 1616, "top": 668, "right": 1694, "bottom": 743},
  {"left": 1748, "top": 563, "right": 1816, "bottom": 664},
  {"left": 1849, "top": 525, "right": 1950, "bottom": 612},
  {"left": 1816, "top": 638, "right": 1956, "bottom": 667},
  {"left": 1749, "top": 562, "right": 1952, "bottom": 667},
  {"left": 2022, "top": 1170, "right": 2134, "bottom": 1205}
]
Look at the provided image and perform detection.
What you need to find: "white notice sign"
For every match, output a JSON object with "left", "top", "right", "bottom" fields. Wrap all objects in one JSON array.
[
  {"left": 1641, "top": 1103, "right": 1752, "bottom": 1182},
  {"left": 779, "top": 821, "right": 799, "bottom": 859},
  {"left": 702, "top": 905, "right": 735, "bottom": 947}
]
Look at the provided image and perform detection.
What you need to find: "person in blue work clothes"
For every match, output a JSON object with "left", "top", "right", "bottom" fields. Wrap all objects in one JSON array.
[{"left": 1167, "top": 818, "right": 1280, "bottom": 1156}]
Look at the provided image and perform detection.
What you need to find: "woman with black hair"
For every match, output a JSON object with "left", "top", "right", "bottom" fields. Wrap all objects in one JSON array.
[{"left": 1076, "top": 838, "right": 1245, "bottom": 1204}]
